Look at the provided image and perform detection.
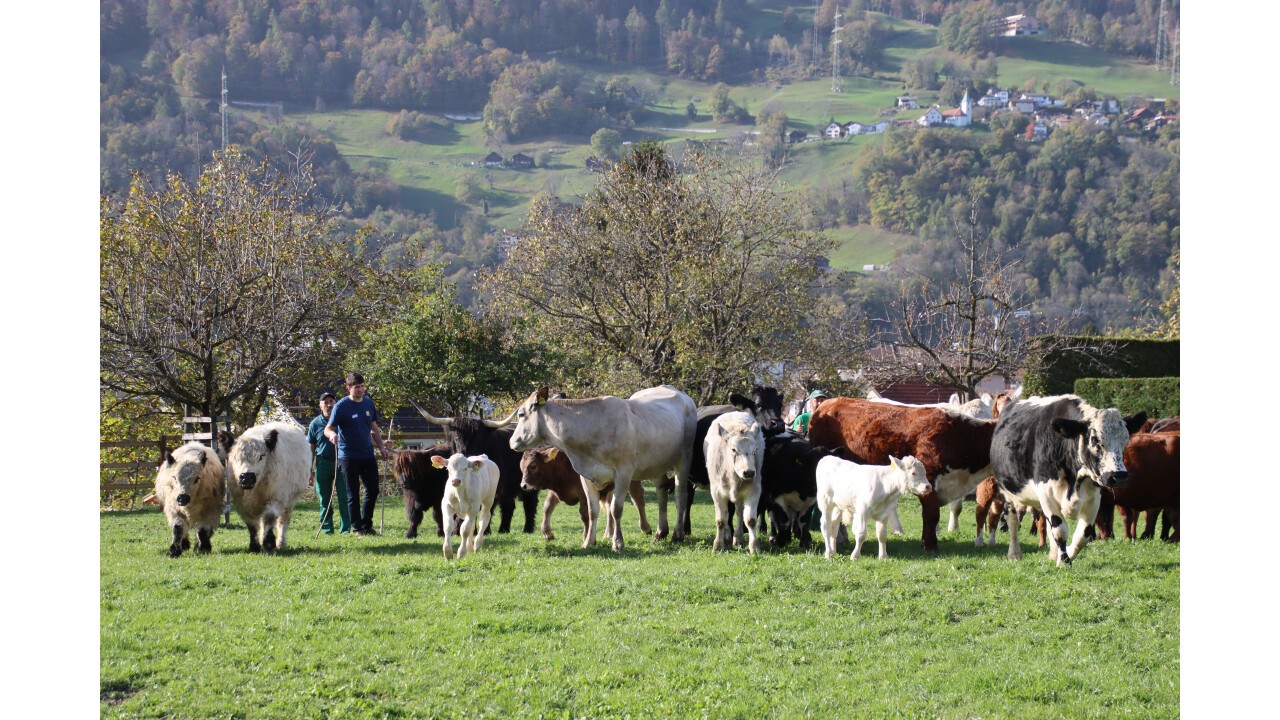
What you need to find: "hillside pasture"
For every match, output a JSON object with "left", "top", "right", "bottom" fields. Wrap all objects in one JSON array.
[{"left": 101, "top": 489, "right": 1179, "bottom": 718}]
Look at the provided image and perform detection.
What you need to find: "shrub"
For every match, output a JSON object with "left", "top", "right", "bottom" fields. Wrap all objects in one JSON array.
[{"left": 1073, "top": 377, "right": 1179, "bottom": 418}]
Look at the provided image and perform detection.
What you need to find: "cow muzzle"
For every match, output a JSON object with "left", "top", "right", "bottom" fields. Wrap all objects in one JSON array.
[
  {"left": 176, "top": 493, "right": 191, "bottom": 506},
  {"left": 238, "top": 473, "right": 257, "bottom": 489},
  {"left": 742, "top": 469, "right": 756, "bottom": 480},
  {"left": 1100, "top": 470, "right": 1129, "bottom": 489}
]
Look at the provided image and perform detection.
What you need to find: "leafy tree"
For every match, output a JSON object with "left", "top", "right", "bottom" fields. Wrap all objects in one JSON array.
[
  {"left": 590, "top": 128, "right": 624, "bottom": 162},
  {"left": 347, "top": 267, "right": 554, "bottom": 416},
  {"left": 100, "top": 149, "right": 413, "bottom": 428},
  {"left": 686, "top": 101, "right": 697, "bottom": 120},
  {"left": 480, "top": 143, "right": 850, "bottom": 404}
]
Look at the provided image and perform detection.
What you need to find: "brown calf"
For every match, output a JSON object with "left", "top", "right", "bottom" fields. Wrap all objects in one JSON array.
[
  {"left": 1096, "top": 431, "right": 1180, "bottom": 542},
  {"left": 519, "top": 447, "right": 652, "bottom": 543}
]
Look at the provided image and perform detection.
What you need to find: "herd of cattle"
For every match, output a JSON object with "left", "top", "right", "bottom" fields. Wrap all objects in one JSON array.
[{"left": 151, "top": 384, "right": 1179, "bottom": 566}]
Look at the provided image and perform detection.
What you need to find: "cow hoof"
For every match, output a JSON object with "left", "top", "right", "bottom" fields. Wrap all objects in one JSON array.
[
  {"left": 248, "top": 542, "right": 261, "bottom": 554},
  {"left": 168, "top": 544, "right": 183, "bottom": 558},
  {"left": 406, "top": 530, "right": 418, "bottom": 539},
  {"left": 181, "top": 538, "right": 191, "bottom": 550}
]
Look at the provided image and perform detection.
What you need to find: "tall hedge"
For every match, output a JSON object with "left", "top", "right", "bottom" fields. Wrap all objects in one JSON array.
[
  {"left": 1023, "top": 336, "right": 1180, "bottom": 396},
  {"left": 1073, "top": 377, "right": 1180, "bottom": 419}
]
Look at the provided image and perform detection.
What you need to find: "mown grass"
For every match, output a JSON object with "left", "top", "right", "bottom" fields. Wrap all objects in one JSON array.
[{"left": 102, "top": 489, "right": 1178, "bottom": 719}]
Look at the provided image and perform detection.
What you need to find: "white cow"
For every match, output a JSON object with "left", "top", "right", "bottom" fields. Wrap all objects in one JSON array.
[
  {"left": 704, "top": 411, "right": 765, "bottom": 554},
  {"left": 507, "top": 385, "right": 697, "bottom": 552},
  {"left": 153, "top": 442, "right": 226, "bottom": 558},
  {"left": 219, "top": 422, "right": 311, "bottom": 555},
  {"left": 432, "top": 453, "right": 500, "bottom": 559},
  {"left": 816, "top": 454, "right": 933, "bottom": 559},
  {"left": 866, "top": 388, "right": 994, "bottom": 534}
]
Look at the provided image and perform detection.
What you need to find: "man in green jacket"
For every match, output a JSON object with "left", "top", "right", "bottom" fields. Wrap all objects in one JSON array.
[
  {"left": 788, "top": 389, "right": 829, "bottom": 436},
  {"left": 308, "top": 391, "right": 352, "bottom": 534}
]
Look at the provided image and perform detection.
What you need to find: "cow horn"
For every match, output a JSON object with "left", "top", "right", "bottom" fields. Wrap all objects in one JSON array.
[
  {"left": 483, "top": 408, "right": 518, "bottom": 428},
  {"left": 408, "top": 398, "right": 453, "bottom": 426}
]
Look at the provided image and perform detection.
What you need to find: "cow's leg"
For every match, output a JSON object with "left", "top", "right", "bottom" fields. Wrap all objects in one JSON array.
[
  {"left": 475, "top": 504, "right": 492, "bottom": 552},
  {"left": 796, "top": 504, "right": 813, "bottom": 550},
  {"left": 1004, "top": 502, "right": 1023, "bottom": 560},
  {"left": 767, "top": 505, "right": 786, "bottom": 547},
  {"left": 655, "top": 480, "right": 671, "bottom": 541},
  {"left": 986, "top": 498, "right": 1004, "bottom": 546},
  {"left": 168, "top": 523, "right": 186, "bottom": 558},
  {"left": 458, "top": 512, "right": 476, "bottom": 558},
  {"left": 875, "top": 519, "right": 890, "bottom": 559},
  {"left": 1031, "top": 485, "right": 1071, "bottom": 566},
  {"left": 1119, "top": 506, "right": 1138, "bottom": 541},
  {"left": 541, "top": 493, "right": 560, "bottom": 541},
  {"left": 1065, "top": 490, "right": 1101, "bottom": 562},
  {"left": 404, "top": 492, "right": 422, "bottom": 539},
  {"left": 1140, "top": 508, "right": 1159, "bottom": 540},
  {"left": 495, "top": 494, "right": 515, "bottom": 534},
  {"left": 820, "top": 507, "right": 839, "bottom": 559},
  {"left": 196, "top": 526, "right": 213, "bottom": 553},
  {"left": 628, "top": 481, "right": 652, "bottom": 535},
  {"left": 579, "top": 476, "right": 602, "bottom": 549},
  {"left": 277, "top": 508, "right": 292, "bottom": 550},
  {"left": 889, "top": 505, "right": 904, "bottom": 535},
  {"left": 441, "top": 500, "right": 455, "bottom": 559},
  {"left": 974, "top": 491, "right": 990, "bottom": 548},
  {"left": 247, "top": 521, "right": 262, "bottom": 554},
  {"left": 678, "top": 477, "right": 695, "bottom": 538},
  {"left": 608, "top": 473, "right": 631, "bottom": 552},
  {"left": 600, "top": 492, "right": 616, "bottom": 543},
  {"left": 711, "top": 489, "right": 729, "bottom": 553},
  {"left": 850, "top": 510, "right": 868, "bottom": 559},
  {"left": 946, "top": 498, "right": 963, "bottom": 533},
  {"left": 261, "top": 511, "right": 279, "bottom": 555},
  {"left": 520, "top": 487, "right": 539, "bottom": 534},
  {"left": 919, "top": 490, "right": 941, "bottom": 552},
  {"left": 432, "top": 504, "right": 445, "bottom": 537},
  {"left": 1165, "top": 506, "right": 1179, "bottom": 543},
  {"left": 742, "top": 486, "right": 762, "bottom": 555},
  {"left": 672, "top": 452, "right": 692, "bottom": 544}
]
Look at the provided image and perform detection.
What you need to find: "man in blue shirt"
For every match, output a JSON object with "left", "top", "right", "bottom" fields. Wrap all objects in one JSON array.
[
  {"left": 308, "top": 391, "right": 352, "bottom": 534},
  {"left": 324, "top": 372, "right": 391, "bottom": 536}
]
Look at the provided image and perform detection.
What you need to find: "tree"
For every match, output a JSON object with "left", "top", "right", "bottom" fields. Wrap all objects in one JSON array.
[
  {"left": 686, "top": 101, "right": 697, "bottom": 120},
  {"left": 347, "top": 267, "right": 554, "bottom": 416},
  {"left": 479, "top": 143, "right": 847, "bottom": 404},
  {"left": 100, "top": 149, "right": 413, "bottom": 428},
  {"left": 590, "top": 128, "right": 624, "bottom": 162},
  {"left": 871, "top": 190, "right": 1083, "bottom": 398}
]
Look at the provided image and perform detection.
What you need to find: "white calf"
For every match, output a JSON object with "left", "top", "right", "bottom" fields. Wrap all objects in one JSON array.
[
  {"left": 704, "top": 411, "right": 765, "bottom": 554},
  {"left": 432, "top": 453, "right": 500, "bottom": 559},
  {"left": 816, "top": 455, "right": 933, "bottom": 559}
]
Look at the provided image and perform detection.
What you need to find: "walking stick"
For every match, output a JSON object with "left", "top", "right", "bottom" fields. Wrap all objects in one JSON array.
[
  {"left": 316, "top": 452, "right": 339, "bottom": 537},
  {"left": 380, "top": 418, "right": 395, "bottom": 536}
]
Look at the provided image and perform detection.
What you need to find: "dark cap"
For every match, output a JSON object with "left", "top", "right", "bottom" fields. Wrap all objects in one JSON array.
[{"left": 318, "top": 391, "right": 336, "bottom": 401}]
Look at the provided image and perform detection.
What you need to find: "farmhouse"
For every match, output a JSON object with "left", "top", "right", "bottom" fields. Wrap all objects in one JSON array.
[
  {"left": 483, "top": 151, "right": 503, "bottom": 167},
  {"left": 916, "top": 106, "right": 944, "bottom": 127},
  {"left": 896, "top": 95, "right": 919, "bottom": 109},
  {"left": 509, "top": 152, "right": 534, "bottom": 168},
  {"left": 824, "top": 121, "right": 844, "bottom": 139},
  {"left": 993, "top": 14, "right": 1040, "bottom": 36}
]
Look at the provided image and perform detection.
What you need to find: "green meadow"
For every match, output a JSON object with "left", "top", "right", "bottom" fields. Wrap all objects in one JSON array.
[{"left": 101, "top": 490, "right": 1179, "bottom": 719}]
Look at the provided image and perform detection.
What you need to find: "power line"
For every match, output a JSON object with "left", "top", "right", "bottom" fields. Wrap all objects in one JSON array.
[{"left": 831, "top": 12, "right": 842, "bottom": 93}]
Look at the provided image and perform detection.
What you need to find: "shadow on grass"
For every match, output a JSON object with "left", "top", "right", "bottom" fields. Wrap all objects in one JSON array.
[
  {"left": 399, "top": 186, "right": 463, "bottom": 226},
  {"left": 995, "top": 37, "right": 1112, "bottom": 69}
]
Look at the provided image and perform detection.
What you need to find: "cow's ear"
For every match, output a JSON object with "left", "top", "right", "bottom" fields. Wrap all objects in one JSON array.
[
  {"left": 729, "top": 393, "right": 755, "bottom": 412},
  {"left": 546, "top": 447, "right": 559, "bottom": 461},
  {"left": 162, "top": 451, "right": 175, "bottom": 467},
  {"left": 430, "top": 455, "right": 447, "bottom": 469},
  {"left": 265, "top": 429, "right": 279, "bottom": 452},
  {"left": 1124, "top": 411, "right": 1149, "bottom": 435},
  {"left": 469, "top": 460, "right": 484, "bottom": 471},
  {"left": 198, "top": 449, "right": 207, "bottom": 466},
  {"left": 1051, "top": 418, "right": 1088, "bottom": 439},
  {"left": 717, "top": 422, "right": 727, "bottom": 437},
  {"left": 536, "top": 387, "right": 549, "bottom": 405},
  {"left": 217, "top": 430, "right": 235, "bottom": 452}
]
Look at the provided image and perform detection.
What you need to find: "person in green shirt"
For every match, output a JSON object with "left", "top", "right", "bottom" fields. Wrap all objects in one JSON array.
[
  {"left": 307, "top": 391, "right": 352, "bottom": 534},
  {"left": 788, "top": 389, "right": 829, "bottom": 436}
]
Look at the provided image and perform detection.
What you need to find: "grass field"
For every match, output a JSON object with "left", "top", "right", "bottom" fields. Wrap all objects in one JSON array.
[{"left": 101, "top": 487, "right": 1179, "bottom": 718}]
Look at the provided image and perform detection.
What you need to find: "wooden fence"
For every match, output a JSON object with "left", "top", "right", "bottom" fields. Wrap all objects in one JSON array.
[{"left": 100, "top": 436, "right": 176, "bottom": 509}]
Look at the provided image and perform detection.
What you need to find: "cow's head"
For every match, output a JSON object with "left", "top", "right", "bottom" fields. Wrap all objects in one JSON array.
[
  {"left": 715, "top": 413, "right": 763, "bottom": 481},
  {"left": 889, "top": 455, "right": 931, "bottom": 497},
  {"left": 749, "top": 385, "right": 786, "bottom": 436},
  {"left": 433, "top": 452, "right": 485, "bottom": 486},
  {"left": 161, "top": 446, "right": 212, "bottom": 506},
  {"left": 1052, "top": 408, "right": 1147, "bottom": 488},
  {"left": 225, "top": 428, "right": 279, "bottom": 490},
  {"left": 509, "top": 387, "right": 552, "bottom": 452},
  {"left": 519, "top": 447, "right": 559, "bottom": 491}
]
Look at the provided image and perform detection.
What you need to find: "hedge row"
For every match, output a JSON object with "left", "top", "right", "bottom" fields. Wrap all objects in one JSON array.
[
  {"left": 1072, "top": 377, "right": 1180, "bottom": 419},
  {"left": 1024, "top": 336, "right": 1180, "bottom": 395}
]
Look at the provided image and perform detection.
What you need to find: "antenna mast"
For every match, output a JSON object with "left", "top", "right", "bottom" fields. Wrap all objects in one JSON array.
[
  {"left": 831, "top": 12, "right": 842, "bottom": 93},
  {"left": 220, "top": 67, "right": 229, "bottom": 150}
]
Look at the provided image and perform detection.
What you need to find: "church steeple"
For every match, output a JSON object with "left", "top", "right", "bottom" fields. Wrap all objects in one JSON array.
[{"left": 960, "top": 89, "right": 971, "bottom": 117}]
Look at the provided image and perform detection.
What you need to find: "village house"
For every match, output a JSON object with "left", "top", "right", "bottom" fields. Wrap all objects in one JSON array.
[
  {"left": 844, "top": 121, "right": 863, "bottom": 136},
  {"left": 916, "top": 106, "right": 944, "bottom": 127},
  {"left": 977, "top": 89, "right": 1010, "bottom": 107},
  {"left": 993, "top": 14, "right": 1040, "bottom": 36},
  {"left": 483, "top": 151, "right": 503, "bottom": 167},
  {"left": 787, "top": 130, "right": 808, "bottom": 144},
  {"left": 824, "top": 121, "right": 844, "bottom": 139},
  {"left": 1009, "top": 97, "right": 1036, "bottom": 114},
  {"left": 508, "top": 152, "right": 534, "bottom": 168},
  {"left": 896, "top": 95, "right": 919, "bottom": 110}
]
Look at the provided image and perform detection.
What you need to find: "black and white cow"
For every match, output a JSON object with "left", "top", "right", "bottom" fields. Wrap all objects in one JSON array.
[
  {"left": 758, "top": 434, "right": 836, "bottom": 549},
  {"left": 990, "top": 394, "right": 1146, "bottom": 566}
]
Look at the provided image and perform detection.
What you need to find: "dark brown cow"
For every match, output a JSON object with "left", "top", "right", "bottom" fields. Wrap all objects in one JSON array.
[
  {"left": 808, "top": 398, "right": 996, "bottom": 552},
  {"left": 392, "top": 445, "right": 450, "bottom": 539},
  {"left": 519, "top": 447, "right": 651, "bottom": 543},
  {"left": 1138, "top": 416, "right": 1180, "bottom": 434},
  {"left": 1096, "top": 431, "right": 1180, "bottom": 542}
]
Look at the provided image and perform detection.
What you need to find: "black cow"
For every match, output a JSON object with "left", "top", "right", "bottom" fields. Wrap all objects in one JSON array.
[
  {"left": 990, "top": 395, "right": 1146, "bottom": 566},
  {"left": 409, "top": 402, "right": 539, "bottom": 534},
  {"left": 392, "top": 445, "right": 450, "bottom": 539},
  {"left": 758, "top": 434, "right": 836, "bottom": 549}
]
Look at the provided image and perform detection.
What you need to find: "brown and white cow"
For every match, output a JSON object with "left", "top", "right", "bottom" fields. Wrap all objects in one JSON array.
[
  {"left": 808, "top": 397, "right": 997, "bottom": 553},
  {"left": 519, "top": 446, "right": 651, "bottom": 543},
  {"left": 1096, "top": 431, "right": 1180, "bottom": 542}
]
